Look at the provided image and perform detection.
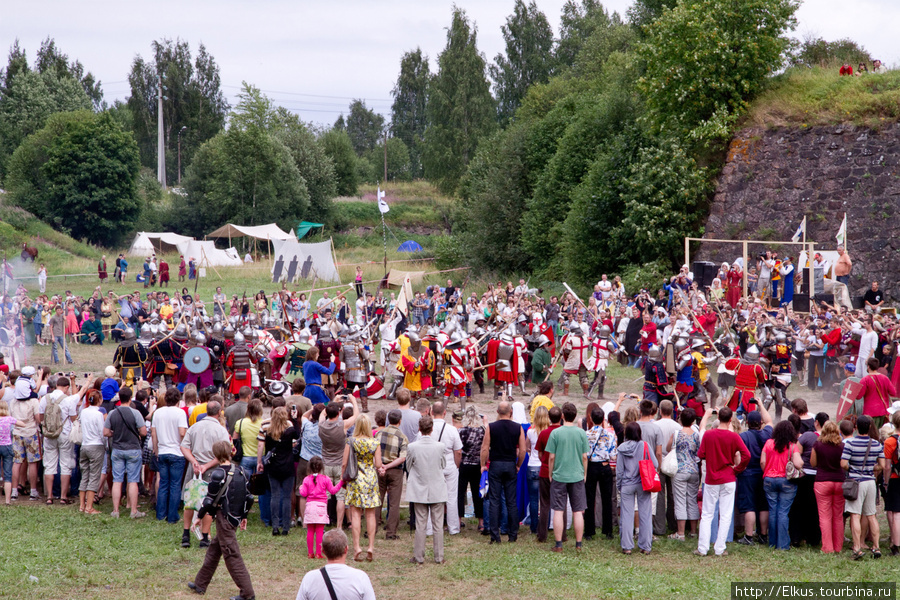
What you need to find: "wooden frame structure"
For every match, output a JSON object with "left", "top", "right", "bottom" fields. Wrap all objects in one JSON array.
[{"left": 685, "top": 237, "right": 818, "bottom": 299}]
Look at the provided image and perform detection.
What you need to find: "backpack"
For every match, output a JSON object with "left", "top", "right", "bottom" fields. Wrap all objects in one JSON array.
[
  {"left": 891, "top": 435, "right": 900, "bottom": 478},
  {"left": 43, "top": 393, "right": 66, "bottom": 439},
  {"left": 212, "top": 465, "right": 254, "bottom": 527}
]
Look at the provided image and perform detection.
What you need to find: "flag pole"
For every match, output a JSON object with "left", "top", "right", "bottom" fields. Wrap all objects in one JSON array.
[{"left": 843, "top": 212, "right": 847, "bottom": 251}]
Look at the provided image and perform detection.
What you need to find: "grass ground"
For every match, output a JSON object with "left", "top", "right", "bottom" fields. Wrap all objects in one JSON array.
[{"left": 746, "top": 65, "right": 900, "bottom": 129}]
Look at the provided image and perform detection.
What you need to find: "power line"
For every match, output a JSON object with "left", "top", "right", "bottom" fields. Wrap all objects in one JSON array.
[{"left": 221, "top": 84, "right": 391, "bottom": 102}]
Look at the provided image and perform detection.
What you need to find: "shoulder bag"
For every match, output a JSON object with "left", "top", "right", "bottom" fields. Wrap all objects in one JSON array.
[
  {"left": 233, "top": 419, "right": 244, "bottom": 462},
  {"left": 842, "top": 439, "right": 871, "bottom": 501},
  {"left": 639, "top": 442, "right": 662, "bottom": 493},
  {"left": 785, "top": 443, "right": 803, "bottom": 480},
  {"left": 320, "top": 567, "right": 339, "bottom": 600},
  {"left": 661, "top": 433, "right": 679, "bottom": 478},
  {"left": 342, "top": 437, "right": 359, "bottom": 482}
]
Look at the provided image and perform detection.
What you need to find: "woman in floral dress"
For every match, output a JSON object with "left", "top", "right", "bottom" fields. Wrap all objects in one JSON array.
[{"left": 342, "top": 414, "right": 382, "bottom": 562}]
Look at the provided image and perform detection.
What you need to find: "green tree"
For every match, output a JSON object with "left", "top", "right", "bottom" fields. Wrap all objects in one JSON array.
[
  {"left": 7, "top": 111, "right": 141, "bottom": 246},
  {"left": 423, "top": 7, "right": 496, "bottom": 195},
  {"left": 344, "top": 99, "right": 385, "bottom": 157},
  {"left": 626, "top": 0, "right": 678, "bottom": 32},
  {"left": 127, "top": 39, "right": 228, "bottom": 183},
  {"left": 365, "top": 136, "right": 411, "bottom": 182},
  {"left": 556, "top": 0, "right": 616, "bottom": 68},
  {"left": 34, "top": 38, "right": 104, "bottom": 109},
  {"left": 319, "top": 128, "right": 357, "bottom": 196},
  {"left": 639, "top": 0, "right": 798, "bottom": 143},
  {"left": 788, "top": 35, "right": 871, "bottom": 68},
  {"left": 390, "top": 48, "right": 430, "bottom": 177},
  {"left": 490, "top": 0, "right": 555, "bottom": 126}
]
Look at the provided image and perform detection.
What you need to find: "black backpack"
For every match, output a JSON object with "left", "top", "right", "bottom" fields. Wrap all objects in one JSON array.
[{"left": 221, "top": 466, "right": 254, "bottom": 527}]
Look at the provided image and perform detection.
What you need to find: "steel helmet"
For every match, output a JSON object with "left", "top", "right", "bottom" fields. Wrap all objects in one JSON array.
[
  {"left": 407, "top": 331, "right": 421, "bottom": 343},
  {"left": 598, "top": 325, "right": 611, "bottom": 339},
  {"left": 212, "top": 322, "right": 223, "bottom": 336},
  {"left": 195, "top": 332, "right": 207, "bottom": 346},
  {"left": 233, "top": 331, "right": 246, "bottom": 345},
  {"left": 743, "top": 345, "right": 760, "bottom": 364},
  {"left": 648, "top": 345, "right": 662, "bottom": 362},
  {"left": 123, "top": 327, "right": 136, "bottom": 340},
  {"left": 775, "top": 332, "right": 787, "bottom": 344},
  {"left": 536, "top": 334, "right": 550, "bottom": 347}
]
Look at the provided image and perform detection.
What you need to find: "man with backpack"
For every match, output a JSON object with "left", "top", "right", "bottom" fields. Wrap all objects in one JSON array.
[
  {"left": 41, "top": 376, "right": 86, "bottom": 504},
  {"left": 103, "top": 386, "right": 147, "bottom": 518},
  {"left": 188, "top": 440, "right": 255, "bottom": 600}
]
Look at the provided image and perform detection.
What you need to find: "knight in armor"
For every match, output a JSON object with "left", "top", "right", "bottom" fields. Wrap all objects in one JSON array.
[
  {"left": 443, "top": 330, "right": 471, "bottom": 409},
  {"left": 341, "top": 325, "right": 370, "bottom": 412},
  {"left": 208, "top": 321, "right": 227, "bottom": 389},
  {"left": 315, "top": 325, "right": 342, "bottom": 397},
  {"left": 673, "top": 335, "right": 694, "bottom": 407},
  {"left": 398, "top": 330, "right": 435, "bottom": 398},
  {"left": 690, "top": 338, "right": 721, "bottom": 409},
  {"left": 764, "top": 332, "right": 793, "bottom": 419},
  {"left": 586, "top": 325, "right": 617, "bottom": 399},
  {"left": 150, "top": 321, "right": 180, "bottom": 389},
  {"left": 513, "top": 322, "right": 529, "bottom": 395},
  {"left": 486, "top": 325, "right": 519, "bottom": 397},
  {"left": 422, "top": 327, "right": 441, "bottom": 397},
  {"left": 557, "top": 324, "right": 590, "bottom": 397},
  {"left": 383, "top": 332, "right": 407, "bottom": 400},
  {"left": 724, "top": 345, "right": 767, "bottom": 414},
  {"left": 113, "top": 327, "right": 149, "bottom": 389},
  {"left": 180, "top": 332, "right": 216, "bottom": 390},
  {"left": 643, "top": 345, "right": 675, "bottom": 405},
  {"left": 224, "top": 332, "right": 254, "bottom": 396},
  {"left": 288, "top": 330, "right": 310, "bottom": 377}
]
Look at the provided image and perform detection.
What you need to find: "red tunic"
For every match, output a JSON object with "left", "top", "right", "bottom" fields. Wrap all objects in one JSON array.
[
  {"left": 725, "top": 358, "right": 766, "bottom": 412},
  {"left": 726, "top": 270, "right": 742, "bottom": 307},
  {"left": 486, "top": 338, "right": 519, "bottom": 383}
]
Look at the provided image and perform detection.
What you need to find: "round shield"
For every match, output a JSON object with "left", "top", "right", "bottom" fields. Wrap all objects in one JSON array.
[
  {"left": 184, "top": 347, "right": 211, "bottom": 374},
  {"left": 0, "top": 328, "right": 11, "bottom": 346}
]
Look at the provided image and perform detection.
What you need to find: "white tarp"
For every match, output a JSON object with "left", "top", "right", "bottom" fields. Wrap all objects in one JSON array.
[
  {"left": 175, "top": 240, "right": 242, "bottom": 268},
  {"left": 206, "top": 223, "right": 293, "bottom": 241},
  {"left": 128, "top": 232, "right": 194, "bottom": 256},
  {"left": 271, "top": 238, "right": 340, "bottom": 283}
]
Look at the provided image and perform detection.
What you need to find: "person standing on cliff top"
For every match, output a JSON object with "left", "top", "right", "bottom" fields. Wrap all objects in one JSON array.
[{"left": 834, "top": 246, "right": 852, "bottom": 288}]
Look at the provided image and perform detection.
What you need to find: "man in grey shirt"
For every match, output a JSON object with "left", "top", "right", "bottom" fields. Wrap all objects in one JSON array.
[
  {"left": 396, "top": 389, "right": 421, "bottom": 444},
  {"left": 224, "top": 386, "right": 251, "bottom": 434},
  {"left": 103, "top": 387, "right": 147, "bottom": 518}
]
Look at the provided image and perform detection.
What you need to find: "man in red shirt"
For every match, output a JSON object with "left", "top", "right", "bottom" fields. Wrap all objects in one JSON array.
[
  {"left": 695, "top": 406, "right": 750, "bottom": 557},
  {"left": 696, "top": 305, "right": 717, "bottom": 339},
  {"left": 535, "top": 406, "right": 564, "bottom": 543}
]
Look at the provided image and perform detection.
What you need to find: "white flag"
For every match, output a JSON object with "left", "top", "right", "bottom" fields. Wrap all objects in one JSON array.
[
  {"left": 396, "top": 274, "right": 411, "bottom": 316},
  {"left": 835, "top": 214, "right": 847, "bottom": 246},
  {"left": 791, "top": 215, "right": 806, "bottom": 243},
  {"left": 377, "top": 187, "right": 389, "bottom": 214}
]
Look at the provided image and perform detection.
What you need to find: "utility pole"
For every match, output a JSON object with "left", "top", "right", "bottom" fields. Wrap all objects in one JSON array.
[
  {"left": 157, "top": 75, "right": 166, "bottom": 189},
  {"left": 177, "top": 126, "right": 188, "bottom": 185},
  {"left": 383, "top": 128, "right": 388, "bottom": 183}
]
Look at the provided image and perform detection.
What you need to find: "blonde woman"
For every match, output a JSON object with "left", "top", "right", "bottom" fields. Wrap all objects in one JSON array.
[
  {"left": 257, "top": 406, "right": 300, "bottom": 536},
  {"left": 343, "top": 414, "right": 383, "bottom": 562},
  {"left": 526, "top": 406, "right": 550, "bottom": 534}
]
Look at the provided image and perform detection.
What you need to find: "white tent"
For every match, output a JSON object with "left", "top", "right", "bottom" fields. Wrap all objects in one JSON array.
[
  {"left": 128, "top": 232, "right": 194, "bottom": 256},
  {"left": 206, "top": 223, "right": 294, "bottom": 241},
  {"left": 176, "top": 240, "right": 242, "bottom": 268},
  {"left": 271, "top": 238, "right": 340, "bottom": 283}
]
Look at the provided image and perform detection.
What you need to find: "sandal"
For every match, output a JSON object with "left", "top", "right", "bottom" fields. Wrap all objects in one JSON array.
[
  {"left": 46, "top": 498, "right": 54, "bottom": 505},
  {"left": 84, "top": 509, "right": 101, "bottom": 515},
  {"left": 852, "top": 550, "right": 865, "bottom": 560},
  {"left": 59, "top": 498, "right": 71, "bottom": 505},
  {"left": 622, "top": 549, "right": 632, "bottom": 555},
  {"left": 366, "top": 550, "right": 374, "bottom": 562},
  {"left": 872, "top": 548, "right": 882, "bottom": 559},
  {"left": 354, "top": 550, "right": 364, "bottom": 562}
]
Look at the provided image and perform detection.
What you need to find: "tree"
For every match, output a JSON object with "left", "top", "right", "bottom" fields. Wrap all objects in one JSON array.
[
  {"left": 364, "top": 136, "right": 411, "bottom": 182},
  {"left": 556, "top": 0, "right": 615, "bottom": 68},
  {"left": 6, "top": 111, "right": 140, "bottom": 246},
  {"left": 638, "top": 0, "right": 798, "bottom": 144},
  {"left": 788, "top": 34, "right": 871, "bottom": 68},
  {"left": 390, "top": 48, "right": 430, "bottom": 177},
  {"left": 626, "top": 0, "right": 679, "bottom": 32},
  {"left": 127, "top": 39, "right": 228, "bottom": 184},
  {"left": 490, "top": 0, "right": 555, "bottom": 126},
  {"left": 34, "top": 38, "right": 104, "bottom": 109},
  {"left": 344, "top": 99, "right": 385, "bottom": 156},
  {"left": 423, "top": 7, "right": 496, "bottom": 195},
  {"left": 319, "top": 129, "right": 357, "bottom": 196}
]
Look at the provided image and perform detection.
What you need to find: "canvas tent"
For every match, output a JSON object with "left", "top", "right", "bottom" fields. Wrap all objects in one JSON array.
[
  {"left": 387, "top": 269, "right": 425, "bottom": 288},
  {"left": 271, "top": 238, "right": 340, "bottom": 283},
  {"left": 206, "top": 223, "right": 294, "bottom": 241},
  {"left": 295, "top": 221, "right": 324, "bottom": 239},
  {"left": 176, "top": 240, "right": 242, "bottom": 268},
  {"left": 128, "top": 232, "right": 194, "bottom": 256}
]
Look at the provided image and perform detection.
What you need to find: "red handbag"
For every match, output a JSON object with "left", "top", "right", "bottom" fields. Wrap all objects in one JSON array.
[{"left": 639, "top": 442, "right": 661, "bottom": 493}]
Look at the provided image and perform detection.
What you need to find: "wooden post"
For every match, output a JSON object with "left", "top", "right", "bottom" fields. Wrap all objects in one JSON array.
[
  {"left": 742, "top": 240, "right": 748, "bottom": 300},
  {"left": 808, "top": 241, "right": 815, "bottom": 297},
  {"left": 684, "top": 238, "right": 690, "bottom": 271}
]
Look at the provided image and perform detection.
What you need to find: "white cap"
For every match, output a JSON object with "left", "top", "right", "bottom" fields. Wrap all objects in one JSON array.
[
  {"left": 21, "top": 366, "right": 36, "bottom": 377},
  {"left": 887, "top": 401, "right": 900, "bottom": 416}
]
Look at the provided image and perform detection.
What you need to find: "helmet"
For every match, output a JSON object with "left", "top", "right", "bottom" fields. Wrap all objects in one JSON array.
[
  {"left": 195, "top": 332, "right": 207, "bottom": 346},
  {"left": 448, "top": 330, "right": 466, "bottom": 347},
  {"left": 297, "top": 330, "right": 310, "bottom": 344},
  {"left": 674, "top": 338, "right": 689, "bottom": 354},
  {"left": 691, "top": 338, "right": 706, "bottom": 350},
  {"left": 173, "top": 325, "right": 188, "bottom": 341},
  {"left": 223, "top": 325, "right": 235, "bottom": 340},
  {"left": 516, "top": 314, "right": 527, "bottom": 324},
  {"left": 250, "top": 330, "right": 260, "bottom": 344},
  {"left": 248, "top": 313, "right": 258, "bottom": 324},
  {"left": 535, "top": 334, "right": 550, "bottom": 347},
  {"left": 157, "top": 321, "right": 168, "bottom": 335},
  {"left": 743, "top": 345, "right": 760, "bottom": 365},
  {"left": 500, "top": 326, "right": 515, "bottom": 344},
  {"left": 569, "top": 323, "right": 584, "bottom": 336},
  {"left": 234, "top": 332, "right": 246, "bottom": 345},
  {"left": 212, "top": 322, "right": 223, "bottom": 336},
  {"left": 598, "top": 325, "right": 611, "bottom": 339},
  {"left": 407, "top": 331, "right": 421, "bottom": 343},
  {"left": 775, "top": 332, "right": 787, "bottom": 344},
  {"left": 348, "top": 324, "right": 361, "bottom": 339},
  {"left": 140, "top": 326, "right": 153, "bottom": 340},
  {"left": 648, "top": 345, "right": 662, "bottom": 363},
  {"left": 149, "top": 312, "right": 159, "bottom": 322},
  {"left": 319, "top": 327, "right": 333, "bottom": 341},
  {"left": 123, "top": 327, "right": 136, "bottom": 340},
  {"left": 474, "top": 327, "right": 486, "bottom": 338}
]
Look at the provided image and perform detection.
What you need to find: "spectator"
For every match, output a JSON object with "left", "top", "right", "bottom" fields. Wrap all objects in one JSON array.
[
  {"left": 40, "top": 376, "right": 83, "bottom": 505},
  {"left": 810, "top": 420, "right": 846, "bottom": 553},
  {"left": 342, "top": 413, "right": 382, "bottom": 562},
  {"left": 376, "top": 409, "right": 408, "bottom": 540},
  {"left": 584, "top": 406, "right": 616, "bottom": 540},
  {"left": 295, "top": 529, "right": 376, "bottom": 600},
  {"left": 430, "top": 401, "right": 463, "bottom": 536},
  {"left": 180, "top": 400, "right": 230, "bottom": 548},
  {"left": 103, "top": 385, "right": 148, "bottom": 518},
  {"left": 406, "top": 415, "right": 447, "bottom": 564},
  {"left": 695, "top": 407, "right": 750, "bottom": 557},
  {"left": 547, "top": 402, "right": 589, "bottom": 553},
  {"left": 834, "top": 246, "right": 852, "bottom": 287},
  {"left": 883, "top": 410, "right": 900, "bottom": 556},
  {"left": 654, "top": 400, "right": 681, "bottom": 536},
  {"left": 736, "top": 402, "right": 773, "bottom": 545},
  {"left": 667, "top": 408, "right": 701, "bottom": 541},
  {"left": 535, "top": 405, "right": 564, "bottom": 542},
  {"left": 841, "top": 416, "right": 885, "bottom": 559},
  {"left": 319, "top": 395, "right": 359, "bottom": 532},
  {"left": 481, "top": 400, "right": 526, "bottom": 544},
  {"left": 257, "top": 406, "right": 300, "bottom": 536},
  {"left": 151, "top": 387, "right": 188, "bottom": 523},
  {"left": 790, "top": 410, "right": 826, "bottom": 548},
  {"left": 616, "top": 421, "right": 657, "bottom": 554},
  {"left": 855, "top": 357, "right": 896, "bottom": 428},
  {"left": 0, "top": 399, "right": 19, "bottom": 504},
  {"left": 760, "top": 421, "right": 804, "bottom": 550},
  {"left": 224, "top": 385, "right": 252, "bottom": 434},
  {"left": 873, "top": 59, "right": 887, "bottom": 74},
  {"left": 77, "top": 390, "right": 106, "bottom": 514},
  {"left": 839, "top": 63, "right": 853, "bottom": 76},
  {"left": 864, "top": 282, "right": 884, "bottom": 314},
  {"left": 457, "top": 405, "right": 486, "bottom": 533}
]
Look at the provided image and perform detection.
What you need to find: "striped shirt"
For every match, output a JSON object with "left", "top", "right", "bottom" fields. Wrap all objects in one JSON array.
[{"left": 841, "top": 435, "right": 885, "bottom": 481}]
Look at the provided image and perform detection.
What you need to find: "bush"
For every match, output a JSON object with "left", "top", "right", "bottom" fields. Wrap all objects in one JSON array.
[
  {"left": 434, "top": 235, "right": 466, "bottom": 270},
  {"left": 618, "top": 260, "right": 672, "bottom": 298}
]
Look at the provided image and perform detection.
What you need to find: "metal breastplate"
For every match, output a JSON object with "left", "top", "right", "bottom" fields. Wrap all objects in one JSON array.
[
  {"left": 343, "top": 342, "right": 363, "bottom": 370},
  {"left": 230, "top": 347, "right": 252, "bottom": 370},
  {"left": 497, "top": 342, "right": 514, "bottom": 371}
]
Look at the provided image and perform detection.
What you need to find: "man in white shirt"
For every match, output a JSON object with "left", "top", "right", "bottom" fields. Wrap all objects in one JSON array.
[
  {"left": 152, "top": 388, "right": 189, "bottom": 523},
  {"left": 41, "top": 376, "right": 83, "bottom": 504},
  {"left": 855, "top": 318, "right": 879, "bottom": 375},
  {"left": 598, "top": 275, "right": 613, "bottom": 303},
  {"left": 430, "top": 401, "right": 463, "bottom": 535},
  {"left": 514, "top": 279, "right": 529, "bottom": 297},
  {"left": 316, "top": 292, "right": 330, "bottom": 311},
  {"left": 296, "top": 529, "right": 376, "bottom": 600},
  {"left": 379, "top": 309, "right": 402, "bottom": 370}
]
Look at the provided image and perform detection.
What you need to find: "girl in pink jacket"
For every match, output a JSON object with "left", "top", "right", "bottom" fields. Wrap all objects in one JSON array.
[{"left": 298, "top": 456, "right": 343, "bottom": 558}]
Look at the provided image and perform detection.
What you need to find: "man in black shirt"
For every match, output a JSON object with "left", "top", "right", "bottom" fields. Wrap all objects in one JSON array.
[
  {"left": 480, "top": 400, "right": 526, "bottom": 544},
  {"left": 445, "top": 279, "right": 457, "bottom": 308},
  {"left": 864, "top": 282, "right": 884, "bottom": 314}
]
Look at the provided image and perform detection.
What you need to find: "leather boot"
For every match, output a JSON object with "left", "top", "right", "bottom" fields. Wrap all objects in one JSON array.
[
  {"left": 564, "top": 383, "right": 570, "bottom": 397},
  {"left": 581, "top": 382, "right": 590, "bottom": 396},
  {"left": 360, "top": 393, "right": 369, "bottom": 413},
  {"left": 597, "top": 375, "right": 606, "bottom": 399}
]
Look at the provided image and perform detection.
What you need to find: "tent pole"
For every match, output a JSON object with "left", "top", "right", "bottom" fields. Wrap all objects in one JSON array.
[{"left": 331, "top": 236, "right": 341, "bottom": 285}]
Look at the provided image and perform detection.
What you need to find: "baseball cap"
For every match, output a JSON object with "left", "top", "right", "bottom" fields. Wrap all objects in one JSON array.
[{"left": 746, "top": 411, "right": 762, "bottom": 426}]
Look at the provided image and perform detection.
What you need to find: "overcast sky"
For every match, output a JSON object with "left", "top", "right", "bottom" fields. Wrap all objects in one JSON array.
[{"left": 2, "top": 0, "right": 898, "bottom": 125}]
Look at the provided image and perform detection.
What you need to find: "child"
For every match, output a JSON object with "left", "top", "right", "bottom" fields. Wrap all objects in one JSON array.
[
  {"left": 298, "top": 455, "right": 343, "bottom": 559},
  {"left": 188, "top": 440, "right": 255, "bottom": 600}
]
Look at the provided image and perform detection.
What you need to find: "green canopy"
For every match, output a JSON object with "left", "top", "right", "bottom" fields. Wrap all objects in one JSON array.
[{"left": 295, "top": 221, "right": 324, "bottom": 239}]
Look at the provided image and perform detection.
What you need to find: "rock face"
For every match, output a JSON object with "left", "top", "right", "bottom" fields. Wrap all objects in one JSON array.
[{"left": 698, "top": 123, "right": 900, "bottom": 301}]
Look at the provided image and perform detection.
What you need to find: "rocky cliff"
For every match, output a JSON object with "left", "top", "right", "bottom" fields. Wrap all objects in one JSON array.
[{"left": 698, "top": 123, "right": 900, "bottom": 301}]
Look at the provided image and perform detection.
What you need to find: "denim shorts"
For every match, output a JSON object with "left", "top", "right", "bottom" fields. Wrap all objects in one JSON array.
[
  {"left": 111, "top": 448, "right": 143, "bottom": 483},
  {"left": 0, "top": 445, "right": 13, "bottom": 480}
]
